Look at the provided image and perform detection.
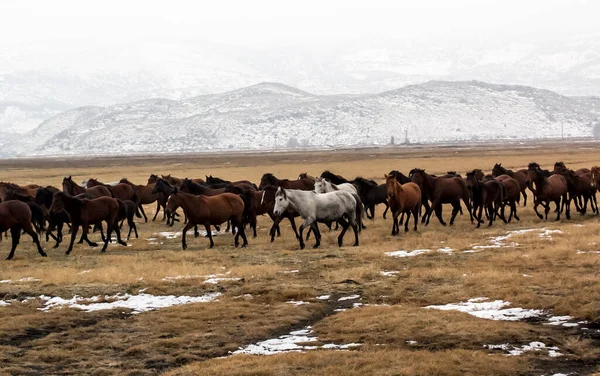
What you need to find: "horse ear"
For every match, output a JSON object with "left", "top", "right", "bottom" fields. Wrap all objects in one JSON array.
[{"left": 384, "top": 174, "right": 389, "bottom": 179}]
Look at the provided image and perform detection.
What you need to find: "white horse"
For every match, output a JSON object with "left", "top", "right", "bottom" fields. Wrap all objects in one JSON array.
[
  {"left": 314, "top": 177, "right": 358, "bottom": 195},
  {"left": 273, "top": 187, "right": 361, "bottom": 249}
]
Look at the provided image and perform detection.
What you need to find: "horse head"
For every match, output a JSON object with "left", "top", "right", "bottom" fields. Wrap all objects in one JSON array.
[{"left": 272, "top": 187, "right": 289, "bottom": 216}]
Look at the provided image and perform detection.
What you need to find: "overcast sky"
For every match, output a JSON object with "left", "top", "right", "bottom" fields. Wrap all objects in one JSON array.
[{"left": 1, "top": 0, "right": 598, "bottom": 45}]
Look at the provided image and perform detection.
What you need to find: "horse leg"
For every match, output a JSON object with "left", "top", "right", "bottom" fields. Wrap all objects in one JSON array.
[
  {"left": 522, "top": 189, "right": 527, "bottom": 207},
  {"left": 412, "top": 207, "right": 419, "bottom": 231},
  {"left": 564, "top": 193, "right": 571, "bottom": 220},
  {"left": 237, "top": 219, "right": 249, "bottom": 248},
  {"left": 432, "top": 201, "right": 446, "bottom": 226},
  {"left": 287, "top": 216, "right": 300, "bottom": 241},
  {"left": 366, "top": 205, "right": 374, "bottom": 220},
  {"left": 337, "top": 218, "right": 349, "bottom": 247},
  {"left": 512, "top": 201, "right": 520, "bottom": 221},
  {"left": 449, "top": 202, "right": 461, "bottom": 226},
  {"left": 497, "top": 201, "right": 508, "bottom": 223},
  {"left": 6, "top": 225, "right": 22, "bottom": 260},
  {"left": 487, "top": 203, "right": 495, "bottom": 227},
  {"left": 297, "top": 221, "right": 308, "bottom": 250},
  {"left": 533, "top": 199, "right": 543, "bottom": 219},
  {"left": 382, "top": 203, "right": 389, "bottom": 219},
  {"left": 310, "top": 222, "right": 321, "bottom": 249},
  {"left": 475, "top": 203, "right": 483, "bottom": 228},
  {"left": 66, "top": 224, "right": 79, "bottom": 255},
  {"left": 24, "top": 224, "right": 46, "bottom": 257},
  {"left": 404, "top": 210, "right": 410, "bottom": 232},
  {"left": 399, "top": 212, "right": 404, "bottom": 226},
  {"left": 181, "top": 222, "right": 195, "bottom": 250},
  {"left": 138, "top": 204, "right": 148, "bottom": 223},
  {"left": 269, "top": 215, "right": 282, "bottom": 242},
  {"left": 553, "top": 198, "right": 561, "bottom": 221},
  {"left": 152, "top": 201, "right": 160, "bottom": 222},
  {"left": 391, "top": 211, "right": 398, "bottom": 235},
  {"left": 82, "top": 223, "right": 99, "bottom": 247},
  {"left": 421, "top": 200, "right": 430, "bottom": 223}
]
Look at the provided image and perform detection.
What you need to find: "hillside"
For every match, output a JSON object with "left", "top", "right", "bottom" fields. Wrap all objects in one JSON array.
[{"left": 5, "top": 80, "right": 599, "bottom": 157}]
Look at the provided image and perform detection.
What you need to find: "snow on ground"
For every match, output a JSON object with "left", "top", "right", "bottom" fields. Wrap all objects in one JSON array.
[
  {"left": 232, "top": 326, "right": 361, "bottom": 355},
  {"left": 286, "top": 301, "right": 309, "bottom": 306},
  {"left": 338, "top": 295, "right": 361, "bottom": 301},
  {"left": 464, "top": 228, "right": 561, "bottom": 253},
  {"left": 485, "top": 341, "right": 562, "bottom": 357},
  {"left": 0, "top": 277, "right": 40, "bottom": 283},
  {"left": 316, "top": 295, "right": 330, "bottom": 300},
  {"left": 426, "top": 297, "right": 583, "bottom": 327},
  {"left": 380, "top": 271, "right": 399, "bottom": 277},
  {"left": 156, "top": 229, "right": 224, "bottom": 239},
  {"left": 162, "top": 272, "right": 240, "bottom": 285},
  {"left": 25, "top": 292, "right": 223, "bottom": 314},
  {"left": 425, "top": 298, "right": 544, "bottom": 321},
  {"left": 385, "top": 247, "right": 455, "bottom": 258}
]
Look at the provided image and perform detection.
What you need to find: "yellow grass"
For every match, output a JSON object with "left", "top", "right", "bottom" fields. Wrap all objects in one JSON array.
[{"left": 1, "top": 143, "right": 600, "bottom": 375}]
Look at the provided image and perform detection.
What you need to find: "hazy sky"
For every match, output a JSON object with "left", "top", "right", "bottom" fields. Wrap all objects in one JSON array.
[{"left": 1, "top": 0, "right": 598, "bottom": 45}]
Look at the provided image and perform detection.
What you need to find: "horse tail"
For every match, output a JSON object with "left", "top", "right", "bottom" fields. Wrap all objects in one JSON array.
[
  {"left": 131, "top": 191, "right": 142, "bottom": 217},
  {"left": 117, "top": 199, "right": 127, "bottom": 220},
  {"left": 239, "top": 189, "right": 256, "bottom": 225},
  {"left": 351, "top": 193, "right": 364, "bottom": 229}
]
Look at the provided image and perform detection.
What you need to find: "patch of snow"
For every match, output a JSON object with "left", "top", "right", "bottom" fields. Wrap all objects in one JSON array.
[
  {"left": 77, "top": 270, "right": 92, "bottom": 275},
  {"left": 464, "top": 228, "right": 559, "bottom": 253},
  {"left": 286, "top": 301, "right": 309, "bottom": 306},
  {"left": 316, "top": 295, "right": 330, "bottom": 300},
  {"left": 162, "top": 275, "right": 203, "bottom": 281},
  {"left": 38, "top": 292, "right": 221, "bottom": 314},
  {"left": 426, "top": 297, "right": 544, "bottom": 321},
  {"left": 437, "top": 247, "right": 454, "bottom": 254},
  {"left": 0, "top": 280, "right": 12, "bottom": 284},
  {"left": 380, "top": 270, "right": 399, "bottom": 277},
  {"left": 232, "top": 326, "right": 361, "bottom": 355},
  {"left": 157, "top": 232, "right": 180, "bottom": 239},
  {"left": 406, "top": 340, "right": 418, "bottom": 345},
  {"left": 282, "top": 270, "right": 300, "bottom": 274},
  {"left": 385, "top": 249, "right": 431, "bottom": 258},
  {"left": 203, "top": 277, "right": 241, "bottom": 284},
  {"left": 485, "top": 341, "right": 562, "bottom": 357},
  {"left": 0, "top": 301, "right": 10, "bottom": 307},
  {"left": 338, "top": 295, "right": 360, "bottom": 301}
]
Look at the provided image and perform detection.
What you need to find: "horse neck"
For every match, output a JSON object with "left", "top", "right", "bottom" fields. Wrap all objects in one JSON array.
[
  {"left": 59, "top": 194, "right": 83, "bottom": 215},
  {"left": 421, "top": 173, "right": 436, "bottom": 189}
]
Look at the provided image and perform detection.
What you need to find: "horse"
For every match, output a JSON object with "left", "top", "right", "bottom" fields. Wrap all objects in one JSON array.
[
  {"left": 555, "top": 167, "right": 597, "bottom": 215},
  {"left": 165, "top": 190, "right": 248, "bottom": 249},
  {"left": 0, "top": 182, "right": 38, "bottom": 201},
  {"left": 492, "top": 164, "right": 529, "bottom": 206},
  {"left": 526, "top": 163, "right": 570, "bottom": 221},
  {"left": 353, "top": 177, "right": 389, "bottom": 219},
  {"left": 259, "top": 173, "right": 314, "bottom": 191},
  {"left": 273, "top": 188, "right": 361, "bottom": 249},
  {"left": 62, "top": 176, "right": 112, "bottom": 198},
  {"left": 119, "top": 178, "right": 163, "bottom": 222},
  {"left": 554, "top": 161, "right": 590, "bottom": 176},
  {"left": 494, "top": 175, "right": 521, "bottom": 222},
  {"left": 86, "top": 178, "right": 138, "bottom": 205},
  {"left": 224, "top": 185, "right": 258, "bottom": 237},
  {"left": 180, "top": 178, "right": 226, "bottom": 196},
  {"left": 0, "top": 201, "right": 47, "bottom": 260},
  {"left": 466, "top": 171, "right": 507, "bottom": 228},
  {"left": 118, "top": 199, "right": 141, "bottom": 240},
  {"left": 314, "top": 177, "right": 358, "bottom": 195},
  {"left": 2, "top": 189, "right": 47, "bottom": 234},
  {"left": 384, "top": 175, "right": 421, "bottom": 235},
  {"left": 260, "top": 185, "right": 303, "bottom": 242},
  {"left": 409, "top": 169, "right": 473, "bottom": 226},
  {"left": 49, "top": 192, "right": 127, "bottom": 254},
  {"left": 320, "top": 171, "right": 349, "bottom": 185},
  {"left": 297, "top": 173, "right": 316, "bottom": 185},
  {"left": 388, "top": 170, "right": 412, "bottom": 184},
  {"left": 205, "top": 175, "right": 258, "bottom": 190}
]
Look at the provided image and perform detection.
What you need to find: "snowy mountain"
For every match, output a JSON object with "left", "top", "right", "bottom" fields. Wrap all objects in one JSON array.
[{"left": 5, "top": 80, "right": 599, "bottom": 157}]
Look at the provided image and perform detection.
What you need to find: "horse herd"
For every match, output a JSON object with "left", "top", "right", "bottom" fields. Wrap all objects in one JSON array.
[{"left": 1, "top": 161, "right": 598, "bottom": 260}]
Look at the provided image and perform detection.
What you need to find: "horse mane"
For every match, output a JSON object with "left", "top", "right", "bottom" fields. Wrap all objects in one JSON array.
[
  {"left": 353, "top": 177, "right": 377, "bottom": 188},
  {"left": 324, "top": 179, "right": 339, "bottom": 190},
  {"left": 409, "top": 168, "right": 425, "bottom": 176},
  {"left": 528, "top": 162, "right": 541, "bottom": 170}
]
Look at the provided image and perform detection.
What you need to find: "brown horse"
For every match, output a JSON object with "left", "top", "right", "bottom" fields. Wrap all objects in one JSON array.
[
  {"left": 297, "top": 173, "right": 316, "bottom": 185},
  {"left": 0, "top": 182, "right": 38, "bottom": 201},
  {"left": 49, "top": 192, "right": 127, "bottom": 254},
  {"left": 205, "top": 175, "right": 257, "bottom": 190},
  {"left": 62, "top": 176, "right": 112, "bottom": 198},
  {"left": 410, "top": 169, "right": 473, "bottom": 226},
  {"left": 466, "top": 171, "right": 507, "bottom": 228},
  {"left": 86, "top": 178, "right": 137, "bottom": 204},
  {"left": 554, "top": 166, "right": 597, "bottom": 215},
  {"left": 0, "top": 200, "right": 47, "bottom": 260},
  {"left": 554, "top": 161, "right": 590, "bottom": 176},
  {"left": 492, "top": 164, "right": 529, "bottom": 206},
  {"left": 526, "top": 163, "right": 570, "bottom": 221},
  {"left": 494, "top": 175, "right": 521, "bottom": 222},
  {"left": 385, "top": 175, "right": 421, "bottom": 235},
  {"left": 120, "top": 178, "right": 164, "bottom": 222},
  {"left": 165, "top": 190, "right": 248, "bottom": 249},
  {"left": 259, "top": 173, "right": 314, "bottom": 190}
]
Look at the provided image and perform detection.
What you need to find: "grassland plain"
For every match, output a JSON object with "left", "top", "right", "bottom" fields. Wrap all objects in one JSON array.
[{"left": 1, "top": 142, "right": 600, "bottom": 376}]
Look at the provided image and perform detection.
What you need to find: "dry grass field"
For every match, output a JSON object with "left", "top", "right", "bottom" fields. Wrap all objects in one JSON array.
[{"left": 2, "top": 142, "right": 600, "bottom": 376}]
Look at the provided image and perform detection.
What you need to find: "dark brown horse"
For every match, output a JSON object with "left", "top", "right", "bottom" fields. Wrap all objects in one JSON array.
[
  {"left": 0, "top": 200, "right": 46, "bottom": 260},
  {"left": 353, "top": 177, "right": 389, "bottom": 219},
  {"left": 62, "top": 176, "right": 112, "bottom": 198},
  {"left": 554, "top": 161, "right": 590, "bottom": 176},
  {"left": 492, "top": 164, "right": 529, "bottom": 206},
  {"left": 526, "top": 163, "right": 570, "bottom": 221},
  {"left": 409, "top": 169, "right": 473, "bottom": 226},
  {"left": 494, "top": 175, "right": 521, "bottom": 222},
  {"left": 49, "top": 192, "right": 127, "bottom": 254},
  {"left": 86, "top": 178, "right": 137, "bottom": 204},
  {"left": 205, "top": 175, "right": 258, "bottom": 191},
  {"left": 180, "top": 178, "right": 226, "bottom": 196},
  {"left": 297, "top": 173, "right": 316, "bottom": 185},
  {"left": 554, "top": 166, "right": 597, "bottom": 215},
  {"left": 166, "top": 190, "right": 248, "bottom": 249},
  {"left": 466, "top": 171, "right": 507, "bottom": 228},
  {"left": 0, "top": 182, "right": 38, "bottom": 201},
  {"left": 118, "top": 199, "right": 141, "bottom": 240},
  {"left": 119, "top": 178, "right": 163, "bottom": 222},
  {"left": 385, "top": 175, "right": 421, "bottom": 235},
  {"left": 320, "top": 171, "right": 349, "bottom": 185},
  {"left": 259, "top": 173, "right": 314, "bottom": 190}
]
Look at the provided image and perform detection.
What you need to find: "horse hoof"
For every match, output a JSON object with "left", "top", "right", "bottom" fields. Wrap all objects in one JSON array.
[
  {"left": 182, "top": 244, "right": 188, "bottom": 250},
  {"left": 89, "top": 242, "right": 98, "bottom": 247},
  {"left": 338, "top": 241, "right": 343, "bottom": 247},
  {"left": 241, "top": 243, "right": 247, "bottom": 248},
  {"left": 5, "top": 256, "right": 13, "bottom": 260},
  {"left": 119, "top": 241, "right": 127, "bottom": 246},
  {"left": 312, "top": 244, "right": 320, "bottom": 249},
  {"left": 195, "top": 233, "right": 200, "bottom": 238},
  {"left": 537, "top": 214, "right": 543, "bottom": 219},
  {"left": 40, "top": 252, "right": 47, "bottom": 257},
  {"left": 300, "top": 244, "right": 305, "bottom": 250}
]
